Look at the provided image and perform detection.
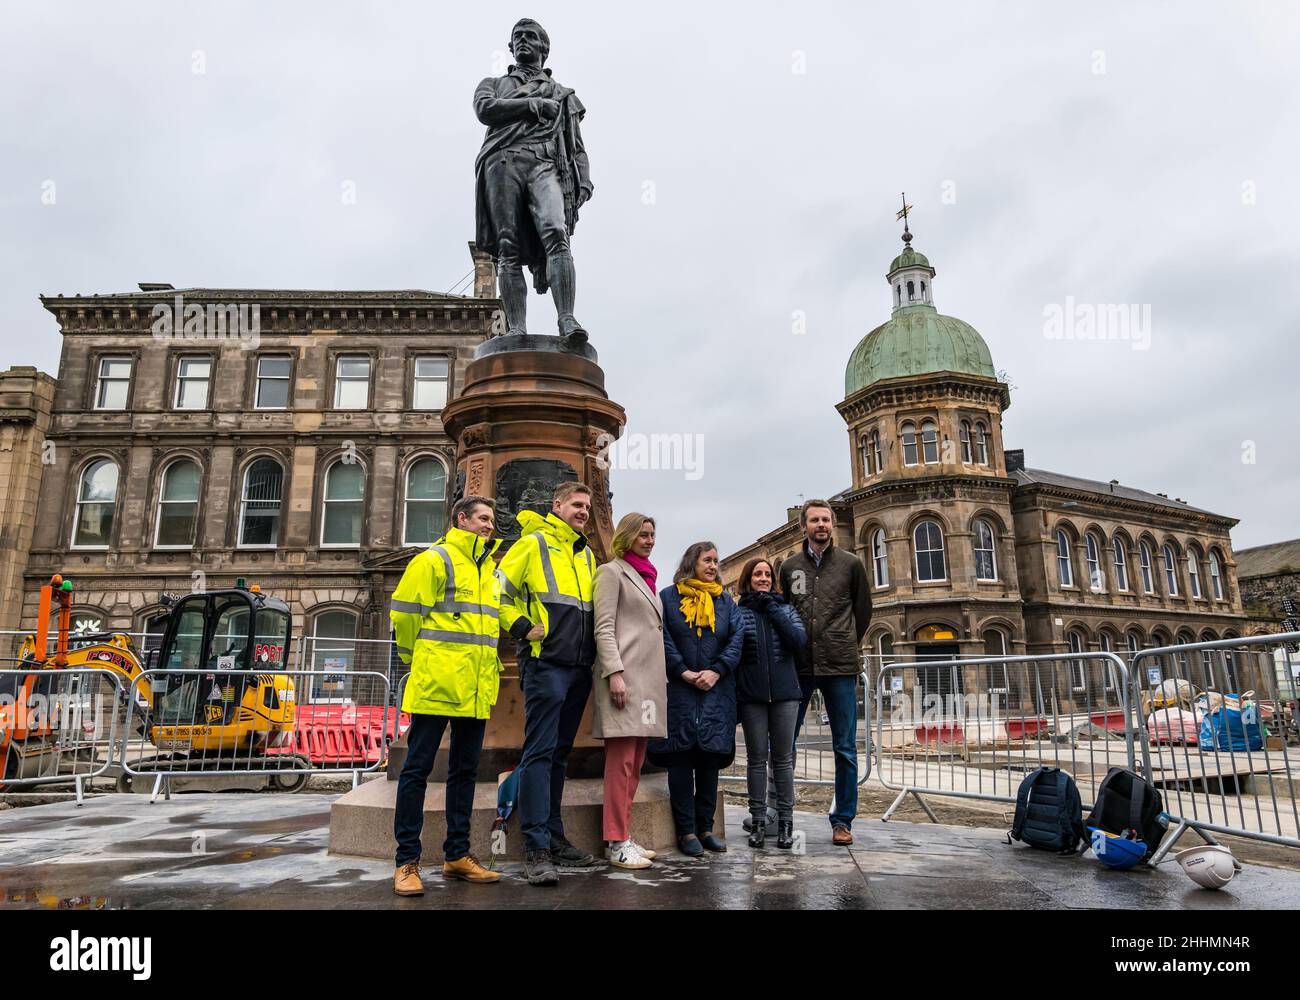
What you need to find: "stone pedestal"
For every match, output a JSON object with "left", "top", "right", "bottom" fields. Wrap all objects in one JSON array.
[
  {"left": 435, "top": 341, "right": 627, "bottom": 769},
  {"left": 328, "top": 773, "right": 723, "bottom": 862}
]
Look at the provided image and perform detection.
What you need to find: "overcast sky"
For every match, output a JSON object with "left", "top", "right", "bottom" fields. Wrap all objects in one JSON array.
[{"left": 3, "top": 1, "right": 1297, "bottom": 571}]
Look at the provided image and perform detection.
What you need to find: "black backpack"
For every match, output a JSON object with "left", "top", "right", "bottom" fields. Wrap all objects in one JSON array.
[
  {"left": 1082, "top": 767, "right": 1165, "bottom": 863},
  {"left": 1008, "top": 766, "right": 1086, "bottom": 854}
]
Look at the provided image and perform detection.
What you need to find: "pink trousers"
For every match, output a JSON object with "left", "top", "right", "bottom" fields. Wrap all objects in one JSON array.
[{"left": 602, "top": 736, "right": 649, "bottom": 841}]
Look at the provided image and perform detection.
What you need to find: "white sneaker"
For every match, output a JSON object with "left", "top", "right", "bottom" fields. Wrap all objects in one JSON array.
[
  {"left": 607, "top": 840, "right": 652, "bottom": 870},
  {"left": 629, "top": 840, "right": 656, "bottom": 860}
]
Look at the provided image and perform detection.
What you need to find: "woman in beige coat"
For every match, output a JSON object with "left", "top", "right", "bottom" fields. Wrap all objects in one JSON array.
[{"left": 593, "top": 511, "right": 668, "bottom": 869}]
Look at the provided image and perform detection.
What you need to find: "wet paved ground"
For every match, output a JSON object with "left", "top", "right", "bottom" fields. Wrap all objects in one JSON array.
[{"left": 0, "top": 793, "right": 1295, "bottom": 909}]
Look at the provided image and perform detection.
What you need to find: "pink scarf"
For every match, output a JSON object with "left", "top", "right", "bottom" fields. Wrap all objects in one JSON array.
[{"left": 621, "top": 552, "right": 658, "bottom": 592}]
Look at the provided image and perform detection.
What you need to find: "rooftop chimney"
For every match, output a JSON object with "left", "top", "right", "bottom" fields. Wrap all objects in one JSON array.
[
  {"left": 468, "top": 243, "right": 497, "bottom": 299},
  {"left": 138, "top": 282, "right": 174, "bottom": 292}
]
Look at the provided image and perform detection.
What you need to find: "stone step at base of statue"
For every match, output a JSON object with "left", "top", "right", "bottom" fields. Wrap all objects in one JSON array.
[
  {"left": 328, "top": 773, "right": 722, "bottom": 863},
  {"left": 385, "top": 737, "right": 610, "bottom": 783}
]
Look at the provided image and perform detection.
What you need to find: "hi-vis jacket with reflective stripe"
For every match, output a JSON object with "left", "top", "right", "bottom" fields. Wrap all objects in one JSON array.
[
  {"left": 498, "top": 510, "right": 597, "bottom": 668},
  {"left": 390, "top": 527, "right": 503, "bottom": 719}
]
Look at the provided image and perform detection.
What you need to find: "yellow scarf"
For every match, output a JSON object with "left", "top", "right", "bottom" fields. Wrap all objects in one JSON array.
[{"left": 676, "top": 578, "right": 722, "bottom": 636}]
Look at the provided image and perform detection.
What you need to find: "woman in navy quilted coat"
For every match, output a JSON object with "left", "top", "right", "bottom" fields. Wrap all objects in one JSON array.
[{"left": 648, "top": 540, "right": 743, "bottom": 856}]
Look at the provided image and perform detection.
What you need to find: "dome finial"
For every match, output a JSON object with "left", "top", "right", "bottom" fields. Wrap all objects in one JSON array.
[{"left": 896, "top": 191, "right": 914, "bottom": 245}]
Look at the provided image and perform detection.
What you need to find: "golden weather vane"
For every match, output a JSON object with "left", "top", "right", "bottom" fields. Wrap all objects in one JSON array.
[{"left": 895, "top": 192, "right": 913, "bottom": 243}]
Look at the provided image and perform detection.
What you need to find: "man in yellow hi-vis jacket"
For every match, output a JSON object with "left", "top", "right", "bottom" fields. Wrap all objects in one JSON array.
[
  {"left": 497, "top": 481, "right": 598, "bottom": 885},
  {"left": 390, "top": 495, "right": 503, "bottom": 896}
]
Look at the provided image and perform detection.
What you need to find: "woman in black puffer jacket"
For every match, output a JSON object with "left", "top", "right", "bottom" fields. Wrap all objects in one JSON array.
[{"left": 735, "top": 557, "right": 807, "bottom": 849}]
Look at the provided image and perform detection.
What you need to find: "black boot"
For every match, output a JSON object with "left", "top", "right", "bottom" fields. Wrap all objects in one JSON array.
[
  {"left": 748, "top": 820, "right": 766, "bottom": 849},
  {"left": 777, "top": 821, "right": 794, "bottom": 850}
]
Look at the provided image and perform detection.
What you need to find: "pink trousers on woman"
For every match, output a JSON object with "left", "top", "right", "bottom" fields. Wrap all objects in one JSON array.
[{"left": 602, "top": 736, "right": 649, "bottom": 841}]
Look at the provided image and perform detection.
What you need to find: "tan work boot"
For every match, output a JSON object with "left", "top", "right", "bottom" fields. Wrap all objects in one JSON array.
[
  {"left": 394, "top": 862, "right": 425, "bottom": 896},
  {"left": 442, "top": 854, "right": 501, "bottom": 884}
]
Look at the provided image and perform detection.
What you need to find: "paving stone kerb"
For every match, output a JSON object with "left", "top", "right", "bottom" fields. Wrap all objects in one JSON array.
[{"left": 0, "top": 793, "right": 1296, "bottom": 910}]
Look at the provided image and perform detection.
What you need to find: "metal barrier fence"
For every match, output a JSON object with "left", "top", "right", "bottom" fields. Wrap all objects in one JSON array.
[
  {"left": 0, "top": 665, "right": 128, "bottom": 803},
  {"left": 295, "top": 635, "right": 404, "bottom": 704},
  {"left": 118, "top": 668, "right": 394, "bottom": 801},
  {"left": 8, "top": 618, "right": 1300, "bottom": 865},
  {"left": 1130, "top": 631, "right": 1300, "bottom": 861},
  {"left": 874, "top": 652, "right": 1134, "bottom": 820}
]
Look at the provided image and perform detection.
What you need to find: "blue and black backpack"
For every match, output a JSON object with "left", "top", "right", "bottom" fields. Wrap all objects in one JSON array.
[{"left": 1008, "top": 766, "right": 1086, "bottom": 855}]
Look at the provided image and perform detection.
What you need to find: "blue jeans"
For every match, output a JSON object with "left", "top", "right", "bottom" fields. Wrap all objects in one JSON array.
[
  {"left": 518, "top": 659, "right": 593, "bottom": 852},
  {"left": 793, "top": 674, "right": 859, "bottom": 829},
  {"left": 393, "top": 712, "right": 486, "bottom": 866}
]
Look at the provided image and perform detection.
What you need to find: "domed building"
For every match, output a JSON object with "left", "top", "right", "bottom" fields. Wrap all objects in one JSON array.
[{"left": 721, "top": 227, "right": 1262, "bottom": 708}]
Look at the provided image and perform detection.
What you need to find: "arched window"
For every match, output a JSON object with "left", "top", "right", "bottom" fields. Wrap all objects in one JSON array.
[
  {"left": 1222, "top": 633, "right": 1242, "bottom": 690},
  {"left": 1175, "top": 631, "right": 1194, "bottom": 681},
  {"left": 403, "top": 458, "right": 448, "bottom": 547},
  {"left": 72, "top": 459, "right": 119, "bottom": 548},
  {"left": 921, "top": 420, "right": 939, "bottom": 464},
  {"left": 870, "top": 430, "right": 883, "bottom": 474},
  {"left": 973, "top": 519, "right": 997, "bottom": 581},
  {"left": 1126, "top": 630, "right": 1143, "bottom": 660},
  {"left": 983, "top": 628, "right": 1008, "bottom": 708},
  {"left": 1112, "top": 536, "right": 1130, "bottom": 592},
  {"left": 1198, "top": 629, "right": 1217, "bottom": 687},
  {"left": 975, "top": 422, "right": 989, "bottom": 465},
  {"left": 871, "top": 528, "right": 889, "bottom": 587},
  {"left": 1208, "top": 550, "right": 1224, "bottom": 600},
  {"left": 959, "top": 421, "right": 972, "bottom": 463},
  {"left": 155, "top": 459, "right": 201, "bottom": 548},
  {"left": 1056, "top": 528, "right": 1074, "bottom": 588},
  {"left": 310, "top": 609, "right": 359, "bottom": 702},
  {"left": 322, "top": 461, "right": 365, "bottom": 547},
  {"left": 1186, "top": 549, "right": 1202, "bottom": 599},
  {"left": 907, "top": 279, "right": 916, "bottom": 301},
  {"left": 878, "top": 633, "right": 894, "bottom": 662},
  {"left": 913, "top": 521, "right": 946, "bottom": 581},
  {"left": 1139, "top": 541, "right": 1155, "bottom": 594},
  {"left": 901, "top": 423, "right": 918, "bottom": 466},
  {"left": 1161, "top": 543, "right": 1179, "bottom": 596},
  {"left": 238, "top": 458, "right": 283, "bottom": 548},
  {"left": 1068, "top": 630, "right": 1087, "bottom": 690},
  {"left": 1099, "top": 631, "right": 1120, "bottom": 690},
  {"left": 1085, "top": 532, "right": 1104, "bottom": 591},
  {"left": 859, "top": 434, "right": 873, "bottom": 477}
]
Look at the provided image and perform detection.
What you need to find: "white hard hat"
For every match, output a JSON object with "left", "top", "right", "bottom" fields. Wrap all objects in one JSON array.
[{"left": 1175, "top": 844, "right": 1242, "bottom": 890}]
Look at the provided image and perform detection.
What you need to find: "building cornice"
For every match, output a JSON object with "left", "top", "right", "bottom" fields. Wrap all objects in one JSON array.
[
  {"left": 1011, "top": 482, "right": 1238, "bottom": 530},
  {"left": 837, "top": 371, "right": 1011, "bottom": 423},
  {"left": 40, "top": 292, "right": 499, "bottom": 338}
]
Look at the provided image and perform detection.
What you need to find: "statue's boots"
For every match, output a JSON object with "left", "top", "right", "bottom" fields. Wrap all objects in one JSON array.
[{"left": 547, "top": 251, "right": 587, "bottom": 343}]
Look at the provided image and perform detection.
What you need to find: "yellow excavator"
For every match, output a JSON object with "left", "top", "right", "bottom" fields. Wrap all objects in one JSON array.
[{"left": 1, "top": 575, "right": 311, "bottom": 793}]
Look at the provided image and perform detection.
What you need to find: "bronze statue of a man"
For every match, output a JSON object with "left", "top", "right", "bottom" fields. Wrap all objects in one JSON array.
[{"left": 474, "top": 18, "right": 593, "bottom": 344}]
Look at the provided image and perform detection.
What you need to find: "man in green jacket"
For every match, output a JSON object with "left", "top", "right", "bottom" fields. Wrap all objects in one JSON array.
[
  {"left": 389, "top": 495, "right": 504, "bottom": 895},
  {"left": 778, "top": 500, "right": 872, "bottom": 846}
]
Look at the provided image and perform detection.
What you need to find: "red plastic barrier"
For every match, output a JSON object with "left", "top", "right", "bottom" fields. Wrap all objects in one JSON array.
[
  {"left": 1089, "top": 710, "right": 1127, "bottom": 733},
  {"left": 915, "top": 722, "right": 964, "bottom": 745},
  {"left": 1004, "top": 717, "right": 1049, "bottom": 740},
  {"left": 268, "top": 704, "right": 411, "bottom": 765}
]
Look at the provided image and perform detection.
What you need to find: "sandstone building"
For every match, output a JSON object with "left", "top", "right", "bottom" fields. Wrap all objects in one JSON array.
[
  {"left": 21, "top": 254, "right": 498, "bottom": 689},
  {"left": 721, "top": 232, "right": 1263, "bottom": 708},
  {"left": 0, "top": 366, "right": 56, "bottom": 636}
]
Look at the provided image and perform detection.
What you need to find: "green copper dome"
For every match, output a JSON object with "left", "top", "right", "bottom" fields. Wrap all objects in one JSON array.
[
  {"left": 888, "top": 246, "right": 931, "bottom": 274},
  {"left": 844, "top": 304, "right": 996, "bottom": 396}
]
